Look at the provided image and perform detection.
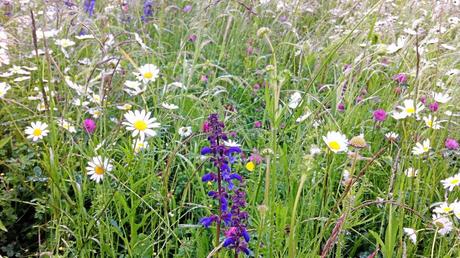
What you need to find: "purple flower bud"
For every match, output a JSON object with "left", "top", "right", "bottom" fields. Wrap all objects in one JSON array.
[
  {"left": 279, "top": 15, "right": 288, "bottom": 22},
  {"left": 393, "top": 73, "right": 408, "bottom": 84},
  {"left": 188, "top": 34, "right": 197, "bottom": 42},
  {"left": 420, "top": 95, "right": 427, "bottom": 104},
  {"left": 337, "top": 102, "right": 345, "bottom": 112},
  {"left": 429, "top": 102, "right": 439, "bottom": 112},
  {"left": 355, "top": 95, "right": 363, "bottom": 104},
  {"left": 183, "top": 5, "right": 192, "bottom": 13},
  {"left": 254, "top": 121, "right": 262, "bottom": 128},
  {"left": 83, "top": 118, "right": 96, "bottom": 134},
  {"left": 246, "top": 46, "right": 254, "bottom": 55},
  {"left": 200, "top": 75, "right": 208, "bottom": 83},
  {"left": 373, "top": 109, "right": 387, "bottom": 122},
  {"left": 445, "top": 138, "right": 459, "bottom": 150}
]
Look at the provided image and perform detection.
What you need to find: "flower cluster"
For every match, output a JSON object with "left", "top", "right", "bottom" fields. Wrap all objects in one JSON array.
[{"left": 199, "top": 114, "right": 250, "bottom": 255}]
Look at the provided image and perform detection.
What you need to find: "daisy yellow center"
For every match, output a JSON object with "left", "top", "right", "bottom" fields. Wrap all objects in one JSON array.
[
  {"left": 443, "top": 207, "right": 452, "bottom": 212},
  {"left": 33, "top": 128, "right": 42, "bottom": 136},
  {"left": 406, "top": 107, "right": 415, "bottom": 114},
  {"left": 423, "top": 146, "right": 429, "bottom": 152},
  {"left": 427, "top": 120, "right": 433, "bottom": 127},
  {"left": 94, "top": 166, "right": 105, "bottom": 175},
  {"left": 134, "top": 120, "right": 147, "bottom": 131},
  {"left": 450, "top": 179, "right": 460, "bottom": 185},
  {"left": 143, "top": 72, "right": 153, "bottom": 79},
  {"left": 328, "top": 141, "right": 341, "bottom": 151}
]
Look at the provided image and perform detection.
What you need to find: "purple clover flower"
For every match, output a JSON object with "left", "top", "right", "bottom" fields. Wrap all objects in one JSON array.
[
  {"left": 83, "top": 118, "right": 96, "bottom": 134},
  {"left": 445, "top": 138, "right": 459, "bottom": 150},
  {"left": 373, "top": 109, "right": 387, "bottom": 122},
  {"left": 393, "top": 73, "right": 408, "bottom": 84},
  {"left": 429, "top": 102, "right": 439, "bottom": 112}
]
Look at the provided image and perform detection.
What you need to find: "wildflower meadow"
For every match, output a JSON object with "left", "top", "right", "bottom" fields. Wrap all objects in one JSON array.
[{"left": 1, "top": 0, "right": 460, "bottom": 257}]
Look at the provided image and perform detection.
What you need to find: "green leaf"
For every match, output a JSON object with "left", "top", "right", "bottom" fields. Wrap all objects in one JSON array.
[
  {"left": 0, "top": 136, "right": 11, "bottom": 149},
  {"left": 0, "top": 220, "right": 7, "bottom": 232}
]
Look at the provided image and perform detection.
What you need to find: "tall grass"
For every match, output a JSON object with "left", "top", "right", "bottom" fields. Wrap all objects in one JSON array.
[{"left": 1, "top": 0, "right": 460, "bottom": 257}]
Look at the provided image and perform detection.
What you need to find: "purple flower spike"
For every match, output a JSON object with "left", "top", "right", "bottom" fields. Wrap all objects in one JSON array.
[
  {"left": 393, "top": 73, "right": 408, "bottom": 84},
  {"left": 199, "top": 114, "right": 250, "bottom": 256}
]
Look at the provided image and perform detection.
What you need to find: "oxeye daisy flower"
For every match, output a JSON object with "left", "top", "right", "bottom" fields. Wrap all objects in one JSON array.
[
  {"left": 433, "top": 92, "right": 451, "bottom": 104},
  {"left": 0, "top": 82, "right": 10, "bottom": 98},
  {"left": 432, "top": 214, "right": 453, "bottom": 236},
  {"left": 393, "top": 99, "right": 424, "bottom": 119},
  {"left": 403, "top": 228, "right": 417, "bottom": 244},
  {"left": 133, "top": 139, "right": 149, "bottom": 154},
  {"left": 55, "top": 39, "right": 75, "bottom": 48},
  {"left": 116, "top": 103, "right": 132, "bottom": 110},
  {"left": 57, "top": 119, "right": 76, "bottom": 133},
  {"left": 223, "top": 140, "right": 241, "bottom": 147},
  {"left": 135, "top": 64, "right": 159, "bottom": 83},
  {"left": 123, "top": 109, "right": 161, "bottom": 139},
  {"left": 124, "top": 80, "right": 145, "bottom": 96},
  {"left": 412, "top": 139, "right": 430, "bottom": 155},
  {"left": 433, "top": 202, "right": 454, "bottom": 214},
  {"left": 385, "top": 132, "right": 399, "bottom": 142},
  {"left": 451, "top": 201, "right": 460, "bottom": 219},
  {"left": 25, "top": 121, "right": 49, "bottom": 142},
  {"left": 86, "top": 156, "right": 113, "bottom": 183},
  {"left": 161, "top": 102, "right": 179, "bottom": 110},
  {"left": 288, "top": 92, "right": 302, "bottom": 109},
  {"left": 441, "top": 174, "right": 460, "bottom": 191},
  {"left": 423, "top": 115, "right": 442, "bottom": 129},
  {"left": 178, "top": 126, "right": 192, "bottom": 137},
  {"left": 323, "top": 131, "right": 348, "bottom": 153}
]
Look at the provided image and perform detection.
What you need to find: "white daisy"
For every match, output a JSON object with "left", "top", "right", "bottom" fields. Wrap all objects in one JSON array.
[
  {"left": 116, "top": 103, "right": 132, "bottom": 110},
  {"left": 161, "top": 102, "right": 179, "bottom": 110},
  {"left": 86, "top": 156, "right": 113, "bottom": 183},
  {"left": 223, "top": 140, "right": 241, "bottom": 147},
  {"left": 178, "top": 126, "right": 192, "bottom": 138},
  {"left": 0, "top": 82, "right": 10, "bottom": 98},
  {"left": 75, "top": 34, "right": 95, "bottom": 40},
  {"left": 433, "top": 202, "right": 454, "bottom": 214},
  {"left": 423, "top": 115, "right": 442, "bottom": 129},
  {"left": 55, "top": 38, "right": 75, "bottom": 48},
  {"left": 385, "top": 132, "right": 399, "bottom": 141},
  {"left": 123, "top": 109, "right": 161, "bottom": 139},
  {"left": 296, "top": 111, "right": 312, "bottom": 123},
  {"left": 432, "top": 214, "right": 453, "bottom": 236},
  {"left": 57, "top": 119, "right": 76, "bottom": 133},
  {"left": 404, "top": 167, "right": 419, "bottom": 178},
  {"left": 133, "top": 139, "right": 149, "bottom": 154},
  {"left": 288, "top": 92, "right": 302, "bottom": 109},
  {"left": 135, "top": 64, "right": 159, "bottom": 83},
  {"left": 25, "top": 121, "right": 49, "bottom": 142},
  {"left": 451, "top": 201, "right": 460, "bottom": 219},
  {"left": 394, "top": 99, "right": 424, "bottom": 119},
  {"left": 124, "top": 80, "right": 145, "bottom": 96},
  {"left": 412, "top": 139, "right": 431, "bottom": 155},
  {"left": 441, "top": 174, "right": 460, "bottom": 191},
  {"left": 309, "top": 145, "right": 321, "bottom": 156},
  {"left": 323, "top": 131, "right": 348, "bottom": 153},
  {"left": 403, "top": 228, "right": 417, "bottom": 244},
  {"left": 433, "top": 92, "right": 451, "bottom": 104}
]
